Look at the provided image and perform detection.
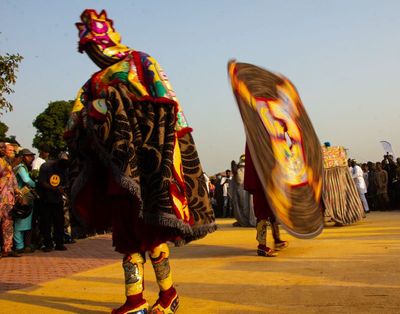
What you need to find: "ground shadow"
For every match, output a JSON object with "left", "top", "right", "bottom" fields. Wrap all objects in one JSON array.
[
  {"left": 0, "top": 292, "right": 119, "bottom": 313},
  {"left": 171, "top": 243, "right": 255, "bottom": 259}
]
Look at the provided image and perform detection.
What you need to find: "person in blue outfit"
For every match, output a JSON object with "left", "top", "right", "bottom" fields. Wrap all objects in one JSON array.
[{"left": 13, "top": 148, "right": 36, "bottom": 253}]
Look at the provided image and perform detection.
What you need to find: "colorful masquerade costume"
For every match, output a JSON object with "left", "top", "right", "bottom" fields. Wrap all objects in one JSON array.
[
  {"left": 322, "top": 146, "right": 364, "bottom": 225},
  {"left": 65, "top": 10, "right": 216, "bottom": 314},
  {"left": 228, "top": 61, "right": 324, "bottom": 240},
  {"left": 230, "top": 155, "right": 256, "bottom": 227},
  {"left": 228, "top": 61, "right": 324, "bottom": 256}
]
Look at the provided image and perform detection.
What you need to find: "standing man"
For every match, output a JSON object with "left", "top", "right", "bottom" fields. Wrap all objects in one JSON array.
[
  {"left": 220, "top": 169, "right": 232, "bottom": 217},
  {"left": 32, "top": 144, "right": 50, "bottom": 173},
  {"left": 366, "top": 161, "right": 378, "bottom": 211},
  {"left": 65, "top": 9, "right": 215, "bottom": 314},
  {"left": 375, "top": 162, "right": 389, "bottom": 210},
  {"left": 31, "top": 144, "right": 50, "bottom": 250},
  {"left": 350, "top": 160, "right": 370, "bottom": 213},
  {"left": 213, "top": 174, "right": 224, "bottom": 217},
  {"left": 0, "top": 143, "right": 21, "bottom": 257},
  {"left": 38, "top": 154, "right": 69, "bottom": 252}
]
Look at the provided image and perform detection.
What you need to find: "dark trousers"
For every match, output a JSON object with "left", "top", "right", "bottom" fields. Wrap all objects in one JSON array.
[
  {"left": 31, "top": 199, "right": 42, "bottom": 248},
  {"left": 40, "top": 201, "right": 64, "bottom": 248}
]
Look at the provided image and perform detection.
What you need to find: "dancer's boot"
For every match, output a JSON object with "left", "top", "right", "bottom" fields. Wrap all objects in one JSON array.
[
  {"left": 256, "top": 219, "right": 277, "bottom": 257},
  {"left": 149, "top": 243, "right": 179, "bottom": 313},
  {"left": 112, "top": 253, "right": 148, "bottom": 314},
  {"left": 270, "top": 220, "right": 288, "bottom": 251}
]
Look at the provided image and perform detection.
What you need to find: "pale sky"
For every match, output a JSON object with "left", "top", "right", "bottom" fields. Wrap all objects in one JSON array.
[{"left": 1, "top": 0, "right": 399, "bottom": 174}]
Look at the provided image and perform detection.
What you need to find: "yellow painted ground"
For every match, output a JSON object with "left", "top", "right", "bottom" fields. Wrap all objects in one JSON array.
[{"left": 1, "top": 211, "right": 400, "bottom": 313}]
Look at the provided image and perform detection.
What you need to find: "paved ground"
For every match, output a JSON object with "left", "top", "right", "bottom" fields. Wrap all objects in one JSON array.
[
  {"left": 0, "top": 235, "right": 119, "bottom": 292},
  {"left": 0, "top": 211, "right": 399, "bottom": 313}
]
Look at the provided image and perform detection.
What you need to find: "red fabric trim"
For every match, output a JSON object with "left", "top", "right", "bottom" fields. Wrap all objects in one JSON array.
[
  {"left": 134, "top": 95, "right": 176, "bottom": 106},
  {"left": 291, "top": 182, "right": 309, "bottom": 188},
  {"left": 88, "top": 105, "right": 107, "bottom": 121},
  {"left": 254, "top": 96, "right": 275, "bottom": 103},
  {"left": 171, "top": 165, "right": 185, "bottom": 189},
  {"left": 169, "top": 183, "right": 184, "bottom": 221},
  {"left": 132, "top": 51, "right": 151, "bottom": 95},
  {"left": 176, "top": 127, "right": 193, "bottom": 138}
]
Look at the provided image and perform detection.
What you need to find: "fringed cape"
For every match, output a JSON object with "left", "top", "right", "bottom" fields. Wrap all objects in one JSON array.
[{"left": 65, "top": 51, "right": 216, "bottom": 252}]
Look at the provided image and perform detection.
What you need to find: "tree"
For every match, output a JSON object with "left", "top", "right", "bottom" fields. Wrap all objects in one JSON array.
[
  {"left": 0, "top": 120, "right": 19, "bottom": 144},
  {"left": 0, "top": 120, "right": 8, "bottom": 140},
  {"left": 0, "top": 53, "right": 23, "bottom": 114},
  {"left": 32, "top": 100, "right": 74, "bottom": 157}
]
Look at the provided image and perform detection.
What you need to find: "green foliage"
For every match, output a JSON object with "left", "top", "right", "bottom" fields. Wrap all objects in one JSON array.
[
  {"left": 0, "top": 120, "right": 18, "bottom": 144},
  {"left": 32, "top": 100, "right": 74, "bottom": 157},
  {"left": 0, "top": 53, "right": 23, "bottom": 114},
  {"left": 0, "top": 120, "right": 9, "bottom": 140}
]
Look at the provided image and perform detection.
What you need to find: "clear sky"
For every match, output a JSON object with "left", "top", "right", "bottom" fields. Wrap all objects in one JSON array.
[{"left": 1, "top": 0, "right": 399, "bottom": 174}]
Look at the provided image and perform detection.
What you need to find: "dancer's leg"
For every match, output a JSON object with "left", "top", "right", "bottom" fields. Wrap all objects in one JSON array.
[
  {"left": 149, "top": 243, "right": 179, "bottom": 313},
  {"left": 112, "top": 252, "right": 148, "bottom": 314},
  {"left": 256, "top": 219, "right": 277, "bottom": 257},
  {"left": 270, "top": 216, "right": 288, "bottom": 251}
]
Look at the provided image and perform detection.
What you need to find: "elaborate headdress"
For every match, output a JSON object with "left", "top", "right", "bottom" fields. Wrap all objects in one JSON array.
[{"left": 76, "top": 9, "right": 131, "bottom": 67}]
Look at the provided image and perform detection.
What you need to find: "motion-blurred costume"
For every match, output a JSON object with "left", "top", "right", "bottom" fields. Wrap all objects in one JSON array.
[
  {"left": 228, "top": 61, "right": 324, "bottom": 256},
  {"left": 65, "top": 9, "right": 215, "bottom": 314},
  {"left": 322, "top": 146, "right": 364, "bottom": 225},
  {"left": 230, "top": 155, "right": 256, "bottom": 227}
]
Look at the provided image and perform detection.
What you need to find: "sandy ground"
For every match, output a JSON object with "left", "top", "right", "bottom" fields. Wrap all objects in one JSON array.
[{"left": 0, "top": 211, "right": 399, "bottom": 313}]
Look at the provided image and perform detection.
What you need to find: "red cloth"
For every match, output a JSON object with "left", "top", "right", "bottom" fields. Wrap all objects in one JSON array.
[
  {"left": 244, "top": 145, "right": 274, "bottom": 220},
  {"left": 74, "top": 162, "right": 174, "bottom": 254}
]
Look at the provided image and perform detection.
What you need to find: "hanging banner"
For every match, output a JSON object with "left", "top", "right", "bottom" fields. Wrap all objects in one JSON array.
[{"left": 380, "top": 140, "right": 395, "bottom": 156}]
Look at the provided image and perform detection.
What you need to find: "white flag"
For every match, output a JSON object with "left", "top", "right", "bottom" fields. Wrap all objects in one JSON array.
[{"left": 380, "top": 141, "right": 394, "bottom": 156}]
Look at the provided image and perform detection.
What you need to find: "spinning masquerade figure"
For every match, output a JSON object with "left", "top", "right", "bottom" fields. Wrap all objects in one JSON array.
[
  {"left": 322, "top": 145, "right": 364, "bottom": 225},
  {"left": 65, "top": 10, "right": 216, "bottom": 314},
  {"left": 228, "top": 61, "right": 324, "bottom": 255}
]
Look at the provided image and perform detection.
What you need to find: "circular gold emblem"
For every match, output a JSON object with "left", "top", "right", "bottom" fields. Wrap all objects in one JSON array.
[{"left": 50, "top": 174, "right": 60, "bottom": 187}]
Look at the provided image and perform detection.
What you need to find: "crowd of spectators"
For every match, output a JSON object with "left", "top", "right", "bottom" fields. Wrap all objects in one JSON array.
[
  {"left": 355, "top": 154, "right": 400, "bottom": 212},
  {"left": 0, "top": 142, "right": 103, "bottom": 258},
  {"left": 206, "top": 169, "right": 233, "bottom": 218},
  {"left": 2, "top": 139, "right": 399, "bottom": 258},
  {"left": 210, "top": 153, "right": 400, "bottom": 219}
]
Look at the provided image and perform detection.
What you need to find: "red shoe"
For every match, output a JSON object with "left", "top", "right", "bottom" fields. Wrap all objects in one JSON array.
[
  {"left": 150, "top": 288, "right": 179, "bottom": 314},
  {"left": 111, "top": 299, "right": 148, "bottom": 314},
  {"left": 274, "top": 241, "right": 289, "bottom": 251},
  {"left": 257, "top": 245, "right": 278, "bottom": 257}
]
